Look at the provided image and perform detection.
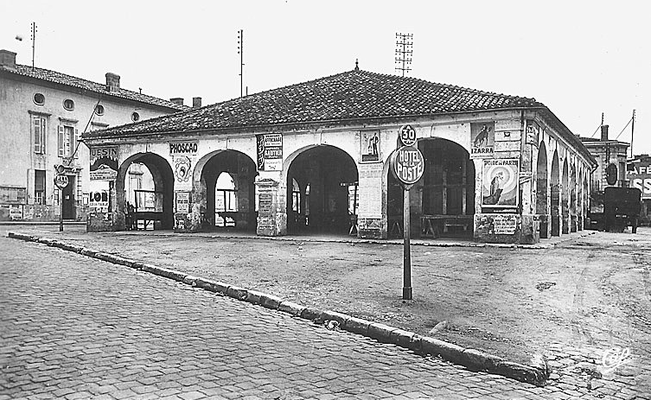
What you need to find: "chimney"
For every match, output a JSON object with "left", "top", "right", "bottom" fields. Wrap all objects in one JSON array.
[
  {"left": 192, "top": 97, "right": 202, "bottom": 108},
  {"left": 0, "top": 50, "right": 17, "bottom": 68},
  {"left": 600, "top": 124, "right": 609, "bottom": 141},
  {"left": 105, "top": 72, "right": 120, "bottom": 92},
  {"left": 170, "top": 97, "right": 184, "bottom": 106}
]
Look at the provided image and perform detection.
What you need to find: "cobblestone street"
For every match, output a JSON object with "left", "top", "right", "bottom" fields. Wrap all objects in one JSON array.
[{"left": 0, "top": 234, "right": 561, "bottom": 400}]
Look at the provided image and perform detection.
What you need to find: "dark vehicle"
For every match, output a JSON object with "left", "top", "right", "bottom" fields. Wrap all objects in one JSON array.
[{"left": 604, "top": 187, "right": 642, "bottom": 233}]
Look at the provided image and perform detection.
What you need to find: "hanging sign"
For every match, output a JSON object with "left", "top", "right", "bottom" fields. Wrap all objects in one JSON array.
[{"left": 54, "top": 174, "right": 69, "bottom": 189}]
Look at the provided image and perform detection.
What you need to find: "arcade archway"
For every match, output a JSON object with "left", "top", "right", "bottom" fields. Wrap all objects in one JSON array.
[
  {"left": 198, "top": 150, "right": 257, "bottom": 231},
  {"left": 286, "top": 145, "right": 358, "bottom": 234},
  {"left": 536, "top": 141, "right": 549, "bottom": 238},
  {"left": 550, "top": 150, "right": 561, "bottom": 236},
  {"left": 536, "top": 142, "right": 549, "bottom": 238},
  {"left": 387, "top": 138, "right": 475, "bottom": 239},
  {"left": 116, "top": 153, "right": 174, "bottom": 230}
]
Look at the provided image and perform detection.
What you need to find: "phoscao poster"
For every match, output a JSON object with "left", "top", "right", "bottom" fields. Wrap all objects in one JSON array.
[{"left": 482, "top": 159, "right": 519, "bottom": 208}]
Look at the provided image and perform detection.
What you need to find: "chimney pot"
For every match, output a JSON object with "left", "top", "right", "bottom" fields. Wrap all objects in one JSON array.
[
  {"left": 170, "top": 97, "right": 184, "bottom": 106},
  {"left": 105, "top": 72, "right": 120, "bottom": 92},
  {"left": 192, "top": 97, "right": 202, "bottom": 108},
  {"left": 0, "top": 49, "right": 17, "bottom": 68},
  {"left": 600, "top": 124, "right": 609, "bottom": 141}
]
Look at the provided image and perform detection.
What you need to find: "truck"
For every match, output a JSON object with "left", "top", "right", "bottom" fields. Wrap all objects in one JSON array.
[{"left": 602, "top": 187, "right": 642, "bottom": 233}]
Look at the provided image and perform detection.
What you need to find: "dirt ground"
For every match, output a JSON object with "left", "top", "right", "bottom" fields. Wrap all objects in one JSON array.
[{"left": 3, "top": 224, "right": 650, "bottom": 392}]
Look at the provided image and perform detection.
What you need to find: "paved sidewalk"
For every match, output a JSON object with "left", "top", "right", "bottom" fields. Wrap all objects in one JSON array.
[{"left": 2, "top": 235, "right": 555, "bottom": 399}]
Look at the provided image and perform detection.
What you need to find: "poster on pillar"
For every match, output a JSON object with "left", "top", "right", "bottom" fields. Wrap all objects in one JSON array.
[
  {"left": 470, "top": 122, "right": 495, "bottom": 158},
  {"left": 482, "top": 159, "right": 519, "bottom": 208},
  {"left": 169, "top": 141, "right": 197, "bottom": 191},
  {"left": 89, "top": 146, "right": 118, "bottom": 181},
  {"left": 256, "top": 134, "right": 283, "bottom": 171},
  {"left": 360, "top": 130, "right": 381, "bottom": 162},
  {"left": 526, "top": 120, "right": 541, "bottom": 146}
]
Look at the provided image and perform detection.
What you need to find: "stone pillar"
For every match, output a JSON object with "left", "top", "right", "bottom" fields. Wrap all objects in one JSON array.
[{"left": 256, "top": 178, "right": 286, "bottom": 236}]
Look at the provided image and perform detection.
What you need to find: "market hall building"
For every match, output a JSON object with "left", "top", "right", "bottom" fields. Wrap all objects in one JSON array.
[{"left": 82, "top": 67, "right": 597, "bottom": 244}]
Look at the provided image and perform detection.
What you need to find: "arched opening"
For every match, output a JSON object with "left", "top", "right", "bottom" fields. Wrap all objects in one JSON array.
[
  {"left": 116, "top": 153, "right": 174, "bottom": 230},
  {"left": 536, "top": 142, "right": 549, "bottom": 238},
  {"left": 570, "top": 164, "right": 577, "bottom": 232},
  {"left": 215, "top": 172, "right": 237, "bottom": 227},
  {"left": 583, "top": 175, "right": 590, "bottom": 230},
  {"left": 562, "top": 159, "right": 570, "bottom": 234},
  {"left": 200, "top": 150, "right": 257, "bottom": 231},
  {"left": 550, "top": 150, "right": 560, "bottom": 236},
  {"left": 388, "top": 138, "right": 475, "bottom": 239},
  {"left": 286, "top": 145, "right": 358, "bottom": 235}
]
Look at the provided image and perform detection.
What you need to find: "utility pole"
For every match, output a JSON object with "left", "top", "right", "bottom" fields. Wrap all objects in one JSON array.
[
  {"left": 237, "top": 29, "right": 245, "bottom": 98},
  {"left": 394, "top": 33, "right": 413, "bottom": 77},
  {"left": 30, "top": 22, "right": 37, "bottom": 71},
  {"left": 631, "top": 109, "right": 636, "bottom": 158}
]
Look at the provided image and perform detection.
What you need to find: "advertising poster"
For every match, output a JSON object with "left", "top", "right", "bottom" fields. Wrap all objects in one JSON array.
[
  {"left": 256, "top": 134, "right": 283, "bottom": 171},
  {"left": 482, "top": 159, "right": 519, "bottom": 208},
  {"left": 175, "top": 192, "right": 190, "bottom": 213},
  {"left": 470, "top": 122, "right": 495, "bottom": 157},
  {"left": 629, "top": 157, "right": 651, "bottom": 199},
  {"left": 90, "top": 146, "right": 118, "bottom": 181},
  {"left": 360, "top": 131, "right": 380, "bottom": 162},
  {"left": 169, "top": 141, "right": 198, "bottom": 191}
]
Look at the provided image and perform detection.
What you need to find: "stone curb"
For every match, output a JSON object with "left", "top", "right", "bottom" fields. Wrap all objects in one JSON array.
[{"left": 7, "top": 231, "right": 549, "bottom": 386}]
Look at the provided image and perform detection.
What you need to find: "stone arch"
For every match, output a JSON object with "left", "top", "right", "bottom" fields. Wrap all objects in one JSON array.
[
  {"left": 194, "top": 149, "right": 258, "bottom": 230},
  {"left": 550, "top": 149, "right": 561, "bottom": 236},
  {"left": 284, "top": 144, "right": 359, "bottom": 234},
  {"left": 115, "top": 152, "right": 174, "bottom": 230},
  {"left": 385, "top": 138, "right": 475, "bottom": 239},
  {"left": 570, "top": 162, "right": 577, "bottom": 232},
  {"left": 536, "top": 140, "right": 549, "bottom": 237},
  {"left": 562, "top": 158, "right": 570, "bottom": 234}
]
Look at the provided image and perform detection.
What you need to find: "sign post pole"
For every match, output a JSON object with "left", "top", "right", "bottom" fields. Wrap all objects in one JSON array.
[
  {"left": 403, "top": 187, "right": 412, "bottom": 300},
  {"left": 54, "top": 167, "right": 70, "bottom": 232},
  {"left": 392, "top": 125, "right": 424, "bottom": 301}
]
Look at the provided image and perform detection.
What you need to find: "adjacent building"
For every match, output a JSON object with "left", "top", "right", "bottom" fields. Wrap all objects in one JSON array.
[
  {"left": 83, "top": 66, "right": 597, "bottom": 244},
  {"left": 627, "top": 153, "right": 651, "bottom": 225},
  {"left": 0, "top": 49, "right": 188, "bottom": 221}
]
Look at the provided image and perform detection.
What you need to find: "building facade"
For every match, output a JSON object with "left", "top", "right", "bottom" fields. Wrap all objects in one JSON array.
[
  {"left": 627, "top": 153, "right": 651, "bottom": 225},
  {"left": 83, "top": 67, "right": 596, "bottom": 244},
  {"left": 0, "top": 49, "right": 188, "bottom": 221},
  {"left": 580, "top": 125, "right": 631, "bottom": 226}
]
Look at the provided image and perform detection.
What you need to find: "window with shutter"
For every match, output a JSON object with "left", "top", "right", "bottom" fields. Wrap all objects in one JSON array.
[
  {"left": 58, "top": 126, "right": 64, "bottom": 157},
  {"left": 73, "top": 128, "right": 79, "bottom": 158},
  {"left": 32, "top": 115, "right": 46, "bottom": 154}
]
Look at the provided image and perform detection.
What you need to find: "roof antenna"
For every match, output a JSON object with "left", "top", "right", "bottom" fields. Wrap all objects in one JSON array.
[
  {"left": 355, "top": 58, "right": 359, "bottom": 71},
  {"left": 30, "top": 22, "right": 37, "bottom": 71},
  {"left": 395, "top": 32, "right": 413, "bottom": 77},
  {"left": 237, "top": 29, "right": 245, "bottom": 98}
]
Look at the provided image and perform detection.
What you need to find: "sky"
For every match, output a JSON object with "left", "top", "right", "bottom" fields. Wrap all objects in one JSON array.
[{"left": 2, "top": 0, "right": 649, "bottom": 155}]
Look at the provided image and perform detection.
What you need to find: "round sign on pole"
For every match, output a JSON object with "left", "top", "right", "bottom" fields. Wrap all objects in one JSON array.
[
  {"left": 391, "top": 146, "right": 425, "bottom": 189},
  {"left": 399, "top": 124, "right": 417, "bottom": 147},
  {"left": 54, "top": 174, "right": 69, "bottom": 189}
]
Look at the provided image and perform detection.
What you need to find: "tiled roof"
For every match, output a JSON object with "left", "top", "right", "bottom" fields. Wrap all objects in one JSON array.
[
  {"left": 0, "top": 63, "right": 188, "bottom": 111},
  {"left": 85, "top": 68, "right": 546, "bottom": 138}
]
